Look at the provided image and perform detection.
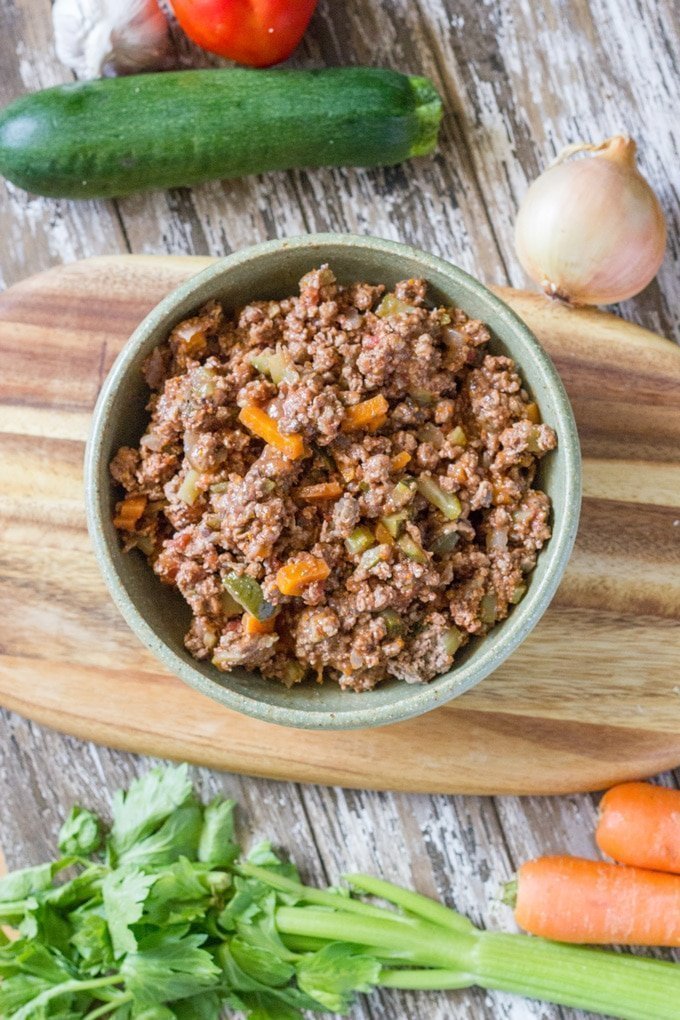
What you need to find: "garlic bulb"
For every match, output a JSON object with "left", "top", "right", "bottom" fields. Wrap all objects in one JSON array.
[
  {"left": 514, "top": 136, "right": 666, "bottom": 306},
  {"left": 53, "top": 0, "right": 172, "bottom": 79}
]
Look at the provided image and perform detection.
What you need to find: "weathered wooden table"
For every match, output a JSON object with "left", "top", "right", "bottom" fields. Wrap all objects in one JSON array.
[{"left": 1, "top": 1, "right": 679, "bottom": 1017}]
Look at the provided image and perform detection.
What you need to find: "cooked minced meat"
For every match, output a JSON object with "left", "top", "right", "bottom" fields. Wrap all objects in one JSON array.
[{"left": 110, "top": 266, "right": 556, "bottom": 691}]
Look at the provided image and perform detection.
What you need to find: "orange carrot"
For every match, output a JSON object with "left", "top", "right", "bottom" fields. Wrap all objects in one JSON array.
[
  {"left": 113, "top": 494, "right": 147, "bottom": 531},
  {"left": 374, "top": 521, "right": 394, "bottom": 545},
  {"left": 243, "top": 612, "right": 276, "bottom": 635},
  {"left": 238, "top": 405, "right": 306, "bottom": 460},
  {"left": 276, "top": 554, "right": 330, "bottom": 596},
  {"left": 342, "top": 394, "right": 389, "bottom": 432},
  {"left": 597, "top": 782, "right": 680, "bottom": 874},
  {"left": 365, "top": 413, "right": 387, "bottom": 433},
  {"left": 391, "top": 450, "right": 412, "bottom": 471},
  {"left": 514, "top": 855, "right": 680, "bottom": 946},
  {"left": 297, "top": 481, "right": 343, "bottom": 502}
]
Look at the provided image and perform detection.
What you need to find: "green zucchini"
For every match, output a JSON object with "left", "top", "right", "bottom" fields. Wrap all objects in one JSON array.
[{"left": 0, "top": 67, "right": 442, "bottom": 200}]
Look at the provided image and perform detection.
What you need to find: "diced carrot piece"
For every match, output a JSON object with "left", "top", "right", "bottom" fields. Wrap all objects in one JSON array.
[
  {"left": 113, "top": 494, "right": 147, "bottom": 531},
  {"left": 374, "top": 521, "right": 395, "bottom": 545},
  {"left": 365, "top": 414, "right": 388, "bottom": 433},
  {"left": 342, "top": 394, "right": 389, "bottom": 432},
  {"left": 276, "top": 554, "right": 330, "bottom": 596},
  {"left": 243, "top": 613, "right": 276, "bottom": 635},
  {"left": 297, "top": 481, "right": 343, "bottom": 502},
  {"left": 391, "top": 451, "right": 412, "bottom": 471},
  {"left": 239, "top": 405, "right": 306, "bottom": 460}
]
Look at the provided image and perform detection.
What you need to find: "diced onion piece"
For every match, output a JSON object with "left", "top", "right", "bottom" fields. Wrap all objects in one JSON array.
[
  {"left": 525, "top": 402, "right": 541, "bottom": 424},
  {"left": 417, "top": 476, "right": 462, "bottom": 521},
  {"left": 397, "top": 533, "right": 428, "bottom": 564},
  {"left": 486, "top": 528, "right": 509, "bottom": 552},
  {"left": 276, "top": 555, "right": 330, "bottom": 596},
  {"left": 342, "top": 394, "right": 389, "bottom": 432},
  {"left": 177, "top": 468, "right": 201, "bottom": 505},
  {"left": 381, "top": 609, "right": 405, "bottom": 638},
  {"left": 431, "top": 526, "right": 460, "bottom": 557},
  {"left": 249, "top": 349, "right": 298, "bottom": 386},
  {"left": 133, "top": 534, "right": 155, "bottom": 556},
  {"left": 442, "top": 627, "right": 463, "bottom": 656},
  {"left": 359, "top": 546, "right": 383, "bottom": 571},
  {"left": 376, "top": 294, "right": 417, "bottom": 318},
  {"left": 281, "top": 660, "right": 306, "bottom": 685},
  {"left": 191, "top": 365, "right": 217, "bottom": 398},
  {"left": 345, "top": 526, "right": 376, "bottom": 556},
  {"left": 447, "top": 426, "right": 467, "bottom": 447},
  {"left": 239, "top": 405, "right": 306, "bottom": 460},
  {"left": 418, "top": 423, "right": 445, "bottom": 448},
  {"left": 411, "top": 389, "right": 435, "bottom": 407},
  {"left": 510, "top": 582, "right": 527, "bottom": 605},
  {"left": 480, "top": 591, "right": 498, "bottom": 625}
]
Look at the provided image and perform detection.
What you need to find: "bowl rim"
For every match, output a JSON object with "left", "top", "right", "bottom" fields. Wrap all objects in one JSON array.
[{"left": 85, "top": 232, "right": 582, "bottom": 730}]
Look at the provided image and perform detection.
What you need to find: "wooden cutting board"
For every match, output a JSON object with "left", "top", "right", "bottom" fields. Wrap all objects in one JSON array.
[{"left": 1, "top": 255, "right": 679, "bottom": 795}]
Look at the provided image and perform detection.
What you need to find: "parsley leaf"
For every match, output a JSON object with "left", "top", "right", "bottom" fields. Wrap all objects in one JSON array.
[
  {"left": 58, "top": 807, "right": 102, "bottom": 857},
  {"left": 108, "top": 765, "right": 194, "bottom": 865},
  {"left": 296, "top": 943, "right": 381, "bottom": 1012},
  {"left": 102, "top": 868, "right": 156, "bottom": 958},
  {"left": 121, "top": 930, "right": 221, "bottom": 1005}
]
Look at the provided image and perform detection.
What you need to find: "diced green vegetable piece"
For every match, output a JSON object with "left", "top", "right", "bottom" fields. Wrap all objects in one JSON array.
[
  {"left": 191, "top": 365, "right": 217, "bottom": 398},
  {"left": 480, "top": 591, "right": 497, "bottom": 625},
  {"left": 223, "top": 572, "right": 277, "bottom": 622},
  {"left": 345, "top": 526, "right": 376, "bottom": 556},
  {"left": 376, "top": 294, "right": 417, "bottom": 318},
  {"left": 391, "top": 477, "right": 417, "bottom": 509},
  {"left": 411, "top": 389, "right": 435, "bottom": 407},
  {"left": 447, "top": 426, "right": 467, "bottom": 447},
  {"left": 249, "top": 349, "right": 297, "bottom": 386},
  {"left": 416, "top": 476, "right": 462, "bottom": 521},
  {"left": 526, "top": 425, "right": 544, "bottom": 454},
  {"left": 509, "top": 582, "right": 527, "bottom": 605},
  {"left": 210, "top": 481, "right": 230, "bottom": 493},
  {"left": 397, "top": 533, "right": 428, "bottom": 564},
  {"left": 221, "top": 590, "right": 243, "bottom": 618},
  {"left": 381, "top": 511, "right": 408, "bottom": 538},
  {"left": 134, "top": 534, "right": 155, "bottom": 556},
  {"left": 178, "top": 468, "right": 201, "bottom": 505},
  {"left": 418, "top": 423, "right": 444, "bottom": 448},
  {"left": 442, "top": 627, "right": 463, "bottom": 656},
  {"left": 282, "top": 660, "right": 306, "bottom": 684},
  {"left": 360, "top": 546, "right": 383, "bottom": 571},
  {"left": 381, "top": 609, "right": 405, "bottom": 638},
  {"left": 431, "top": 525, "right": 460, "bottom": 557}
]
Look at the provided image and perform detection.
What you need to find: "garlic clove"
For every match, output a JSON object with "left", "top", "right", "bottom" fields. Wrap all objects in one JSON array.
[
  {"left": 515, "top": 136, "right": 667, "bottom": 306},
  {"left": 53, "top": 0, "right": 172, "bottom": 80}
]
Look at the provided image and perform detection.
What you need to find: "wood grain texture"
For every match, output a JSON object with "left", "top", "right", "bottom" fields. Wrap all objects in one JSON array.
[
  {"left": 1, "top": 254, "right": 679, "bottom": 799},
  {"left": 1, "top": 1, "right": 679, "bottom": 1017}
]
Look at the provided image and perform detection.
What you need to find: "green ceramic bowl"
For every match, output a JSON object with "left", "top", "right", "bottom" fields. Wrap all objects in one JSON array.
[{"left": 85, "top": 234, "right": 581, "bottom": 730}]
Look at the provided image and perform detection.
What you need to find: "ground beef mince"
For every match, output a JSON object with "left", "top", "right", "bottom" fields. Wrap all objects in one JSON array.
[{"left": 110, "top": 267, "right": 557, "bottom": 691}]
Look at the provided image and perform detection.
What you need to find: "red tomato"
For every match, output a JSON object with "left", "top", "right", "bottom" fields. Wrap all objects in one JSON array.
[{"left": 170, "top": 0, "right": 318, "bottom": 68}]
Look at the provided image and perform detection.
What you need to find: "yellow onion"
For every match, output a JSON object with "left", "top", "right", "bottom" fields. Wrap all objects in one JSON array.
[{"left": 515, "top": 136, "right": 666, "bottom": 305}]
